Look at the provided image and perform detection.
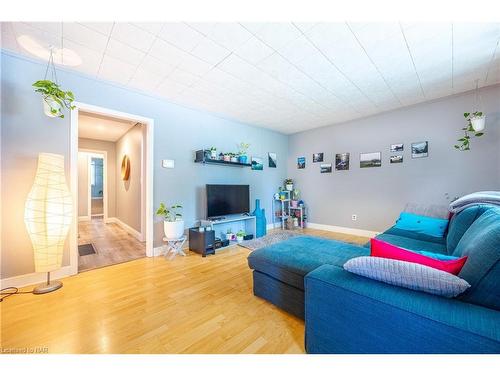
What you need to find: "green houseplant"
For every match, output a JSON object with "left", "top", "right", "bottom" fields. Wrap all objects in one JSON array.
[
  {"left": 454, "top": 112, "right": 485, "bottom": 151},
  {"left": 33, "top": 80, "right": 75, "bottom": 119},
  {"left": 209, "top": 147, "right": 217, "bottom": 159},
  {"left": 237, "top": 142, "right": 250, "bottom": 164},
  {"left": 236, "top": 230, "right": 246, "bottom": 243},
  {"left": 284, "top": 178, "right": 294, "bottom": 191},
  {"left": 156, "top": 203, "right": 184, "bottom": 239}
]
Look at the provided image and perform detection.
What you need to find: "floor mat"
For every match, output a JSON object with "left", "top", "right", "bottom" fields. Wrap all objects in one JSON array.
[
  {"left": 238, "top": 231, "right": 301, "bottom": 251},
  {"left": 78, "top": 243, "right": 97, "bottom": 256}
]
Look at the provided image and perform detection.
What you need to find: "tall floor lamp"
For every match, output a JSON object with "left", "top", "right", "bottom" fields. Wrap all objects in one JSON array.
[{"left": 24, "top": 153, "right": 73, "bottom": 294}]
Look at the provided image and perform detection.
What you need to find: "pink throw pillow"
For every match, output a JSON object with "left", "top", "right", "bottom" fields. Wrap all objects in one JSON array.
[{"left": 370, "top": 238, "right": 467, "bottom": 275}]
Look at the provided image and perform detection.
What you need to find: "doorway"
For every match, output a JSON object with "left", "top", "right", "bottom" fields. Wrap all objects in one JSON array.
[{"left": 70, "top": 103, "right": 154, "bottom": 274}]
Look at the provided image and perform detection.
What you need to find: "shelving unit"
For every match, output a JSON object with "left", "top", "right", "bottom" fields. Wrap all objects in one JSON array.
[
  {"left": 194, "top": 150, "right": 251, "bottom": 167},
  {"left": 272, "top": 190, "right": 306, "bottom": 230}
]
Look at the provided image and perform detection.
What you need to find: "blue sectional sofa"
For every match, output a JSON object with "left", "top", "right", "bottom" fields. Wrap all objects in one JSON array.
[{"left": 247, "top": 204, "right": 500, "bottom": 353}]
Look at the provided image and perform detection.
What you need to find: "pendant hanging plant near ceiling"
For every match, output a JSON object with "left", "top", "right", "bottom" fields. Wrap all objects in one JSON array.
[
  {"left": 454, "top": 80, "right": 485, "bottom": 151},
  {"left": 32, "top": 48, "right": 75, "bottom": 119}
]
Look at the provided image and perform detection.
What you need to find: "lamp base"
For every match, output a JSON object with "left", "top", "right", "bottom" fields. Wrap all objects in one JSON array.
[{"left": 33, "top": 280, "right": 63, "bottom": 294}]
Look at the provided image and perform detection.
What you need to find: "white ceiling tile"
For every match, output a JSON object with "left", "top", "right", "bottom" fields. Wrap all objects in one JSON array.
[
  {"left": 111, "top": 23, "right": 156, "bottom": 52},
  {"left": 186, "top": 23, "right": 217, "bottom": 36},
  {"left": 129, "top": 67, "right": 164, "bottom": 92},
  {"left": 279, "top": 35, "right": 318, "bottom": 65},
  {"left": 64, "top": 23, "right": 109, "bottom": 53},
  {"left": 1, "top": 23, "right": 20, "bottom": 52},
  {"left": 156, "top": 79, "right": 189, "bottom": 98},
  {"left": 133, "top": 22, "right": 164, "bottom": 36},
  {"left": 190, "top": 37, "right": 230, "bottom": 65},
  {"left": 168, "top": 68, "right": 201, "bottom": 86},
  {"left": 292, "top": 22, "right": 317, "bottom": 34},
  {"left": 62, "top": 38, "right": 103, "bottom": 76},
  {"left": 12, "top": 22, "right": 61, "bottom": 51},
  {"left": 177, "top": 53, "right": 213, "bottom": 76},
  {"left": 25, "top": 22, "right": 62, "bottom": 37},
  {"left": 148, "top": 38, "right": 188, "bottom": 66},
  {"left": 79, "top": 22, "right": 114, "bottom": 36},
  {"left": 98, "top": 54, "right": 137, "bottom": 85},
  {"left": 140, "top": 54, "right": 176, "bottom": 77},
  {"left": 106, "top": 38, "right": 145, "bottom": 66},
  {"left": 204, "top": 23, "right": 253, "bottom": 51},
  {"left": 157, "top": 23, "right": 204, "bottom": 52},
  {"left": 251, "top": 23, "right": 302, "bottom": 50},
  {"left": 233, "top": 36, "right": 274, "bottom": 64}
]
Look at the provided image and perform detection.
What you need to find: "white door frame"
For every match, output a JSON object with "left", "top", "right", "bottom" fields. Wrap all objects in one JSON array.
[
  {"left": 70, "top": 102, "right": 154, "bottom": 275},
  {"left": 79, "top": 149, "right": 107, "bottom": 220}
]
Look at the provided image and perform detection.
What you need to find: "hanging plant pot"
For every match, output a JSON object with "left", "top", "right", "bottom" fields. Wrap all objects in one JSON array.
[
  {"left": 43, "top": 97, "right": 62, "bottom": 118},
  {"left": 470, "top": 115, "right": 485, "bottom": 132}
]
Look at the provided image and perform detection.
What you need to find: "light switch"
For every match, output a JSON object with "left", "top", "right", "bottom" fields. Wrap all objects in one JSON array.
[{"left": 162, "top": 159, "right": 175, "bottom": 169}]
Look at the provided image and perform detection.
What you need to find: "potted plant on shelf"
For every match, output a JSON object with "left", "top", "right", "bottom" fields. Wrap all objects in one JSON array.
[
  {"left": 284, "top": 178, "right": 294, "bottom": 191},
  {"left": 237, "top": 142, "right": 250, "bottom": 164},
  {"left": 236, "top": 230, "right": 245, "bottom": 243},
  {"left": 33, "top": 80, "right": 75, "bottom": 119},
  {"left": 223, "top": 153, "right": 231, "bottom": 162},
  {"left": 226, "top": 228, "right": 235, "bottom": 241},
  {"left": 291, "top": 188, "right": 300, "bottom": 208},
  {"left": 209, "top": 147, "right": 217, "bottom": 159},
  {"left": 230, "top": 153, "right": 238, "bottom": 163},
  {"left": 156, "top": 202, "right": 184, "bottom": 239}
]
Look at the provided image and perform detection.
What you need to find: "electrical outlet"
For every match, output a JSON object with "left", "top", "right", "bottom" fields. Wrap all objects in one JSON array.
[
  {"left": 162, "top": 159, "right": 174, "bottom": 169},
  {"left": 351, "top": 214, "right": 357, "bottom": 221}
]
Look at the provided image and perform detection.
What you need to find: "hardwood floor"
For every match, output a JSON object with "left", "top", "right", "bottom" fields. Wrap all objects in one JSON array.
[{"left": 1, "top": 229, "right": 368, "bottom": 354}]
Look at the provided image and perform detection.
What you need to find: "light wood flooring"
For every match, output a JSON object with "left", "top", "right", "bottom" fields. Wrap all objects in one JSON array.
[
  {"left": 2, "top": 229, "right": 368, "bottom": 354},
  {"left": 78, "top": 218, "right": 146, "bottom": 272}
]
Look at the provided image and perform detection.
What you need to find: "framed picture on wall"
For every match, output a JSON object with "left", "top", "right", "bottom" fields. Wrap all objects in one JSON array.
[
  {"left": 320, "top": 163, "right": 332, "bottom": 173},
  {"left": 268, "top": 152, "right": 277, "bottom": 168},
  {"left": 360, "top": 152, "right": 382, "bottom": 168},
  {"left": 411, "top": 141, "right": 428, "bottom": 158},
  {"left": 390, "top": 143, "right": 404, "bottom": 152},
  {"left": 297, "top": 157, "right": 306, "bottom": 169},
  {"left": 390, "top": 155, "right": 403, "bottom": 164},
  {"left": 335, "top": 152, "right": 350, "bottom": 170},
  {"left": 313, "top": 153, "right": 324, "bottom": 162},
  {"left": 251, "top": 157, "right": 263, "bottom": 170}
]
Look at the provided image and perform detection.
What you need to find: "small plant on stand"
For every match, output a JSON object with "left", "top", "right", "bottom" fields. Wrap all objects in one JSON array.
[
  {"left": 226, "top": 228, "right": 234, "bottom": 241},
  {"left": 237, "top": 142, "right": 250, "bottom": 164},
  {"left": 284, "top": 178, "right": 294, "bottom": 191},
  {"left": 223, "top": 153, "right": 231, "bottom": 162},
  {"left": 291, "top": 189, "right": 300, "bottom": 208},
  {"left": 230, "top": 153, "right": 238, "bottom": 163},
  {"left": 156, "top": 203, "right": 184, "bottom": 239}
]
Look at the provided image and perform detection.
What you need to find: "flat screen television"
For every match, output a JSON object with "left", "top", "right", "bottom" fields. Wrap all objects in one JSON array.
[{"left": 206, "top": 184, "right": 249, "bottom": 218}]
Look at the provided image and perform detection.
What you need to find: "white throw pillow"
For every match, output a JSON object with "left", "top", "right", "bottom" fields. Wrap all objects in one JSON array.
[{"left": 343, "top": 256, "right": 470, "bottom": 297}]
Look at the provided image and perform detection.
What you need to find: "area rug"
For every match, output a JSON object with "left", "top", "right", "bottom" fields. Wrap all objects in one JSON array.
[
  {"left": 78, "top": 243, "right": 97, "bottom": 256},
  {"left": 239, "top": 231, "right": 302, "bottom": 251}
]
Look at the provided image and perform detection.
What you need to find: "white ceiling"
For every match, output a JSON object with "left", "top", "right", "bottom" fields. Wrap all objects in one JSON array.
[
  {"left": 2, "top": 22, "right": 499, "bottom": 134},
  {"left": 78, "top": 112, "right": 137, "bottom": 142}
]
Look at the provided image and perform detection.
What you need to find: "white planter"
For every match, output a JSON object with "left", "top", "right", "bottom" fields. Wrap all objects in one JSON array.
[
  {"left": 230, "top": 157, "right": 238, "bottom": 163},
  {"left": 471, "top": 116, "right": 486, "bottom": 132},
  {"left": 210, "top": 150, "right": 217, "bottom": 159},
  {"left": 236, "top": 235, "right": 244, "bottom": 243},
  {"left": 43, "top": 97, "right": 61, "bottom": 117},
  {"left": 286, "top": 184, "right": 293, "bottom": 191},
  {"left": 163, "top": 220, "right": 184, "bottom": 239}
]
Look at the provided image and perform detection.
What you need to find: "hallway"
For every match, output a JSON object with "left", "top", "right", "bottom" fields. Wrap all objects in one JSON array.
[{"left": 78, "top": 218, "right": 146, "bottom": 272}]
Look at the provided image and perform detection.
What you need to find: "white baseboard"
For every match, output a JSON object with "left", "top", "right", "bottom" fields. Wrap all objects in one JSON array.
[
  {"left": 106, "top": 217, "right": 144, "bottom": 241},
  {"left": 78, "top": 216, "right": 90, "bottom": 221},
  {"left": 0, "top": 265, "right": 74, "bottom": 289},
  {"left": 306, "top": 222, "right": 379, "bottom": 238}
]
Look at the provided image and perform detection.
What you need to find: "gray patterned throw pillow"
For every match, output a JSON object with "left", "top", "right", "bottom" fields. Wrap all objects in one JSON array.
[{"left": 343, "top": 257, "right": 470, "bottom": 297}]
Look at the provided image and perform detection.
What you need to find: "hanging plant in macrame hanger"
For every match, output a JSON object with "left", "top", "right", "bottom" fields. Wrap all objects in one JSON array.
[
  {"left": 32, "top": 47, "right": 75, "bottom": 119},
  {"left": 454, "top": 80, "right": 485, "bottom": 151}
]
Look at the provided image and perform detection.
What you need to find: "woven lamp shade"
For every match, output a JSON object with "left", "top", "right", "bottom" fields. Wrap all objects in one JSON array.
[{"left": 24, "top": 153, "right": 73, "bottom": 273}]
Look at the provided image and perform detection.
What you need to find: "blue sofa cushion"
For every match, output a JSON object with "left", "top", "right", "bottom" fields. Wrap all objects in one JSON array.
[
  {"left": 447, "top": 204, "right": 494, "bottom": 253},
  {"left": 383, "top": 226, "right": 447, "bottom": 245},
  {"left": 371, "top": 233, "right": 448, "bottom": 255},
  {"left": 247, "top": 235, "right": 369, "bottom": 290},
  {"left": 394, "top": 212, "right": 449, "bottom": 238},
  {"left": 454, "top": 207, "right": 500, "bottom": 310}
]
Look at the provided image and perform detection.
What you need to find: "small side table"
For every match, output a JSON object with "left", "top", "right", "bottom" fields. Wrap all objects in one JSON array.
[{"left": 162, "top": 236, "right": 187, "bottom": 259}]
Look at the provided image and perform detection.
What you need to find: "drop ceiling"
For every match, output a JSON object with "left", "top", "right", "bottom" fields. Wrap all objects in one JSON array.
[
  {"left": 78, "top": 111, "right": 137, "bottom": 142},
  {"left": 1, "top": 22, "right": 499, "bottom": 134}
]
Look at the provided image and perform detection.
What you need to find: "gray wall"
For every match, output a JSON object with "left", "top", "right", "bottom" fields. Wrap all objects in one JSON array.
[
  {"left": 115, "top": 124, "right": 143, "bottom": 233},
  {"left": 79, "top": 137, "right": 117, "bottom": 218},
  {"left": 1, "top": 51, "right": 288, "bottom": 279},
  {"left": 288, "top": 85, "right": 500, "bottom": 232}
]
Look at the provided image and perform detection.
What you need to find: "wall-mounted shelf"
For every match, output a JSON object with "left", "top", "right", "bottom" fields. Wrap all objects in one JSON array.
[{"left": 194, "top": 150, "right": 251, "bottom": 167}]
